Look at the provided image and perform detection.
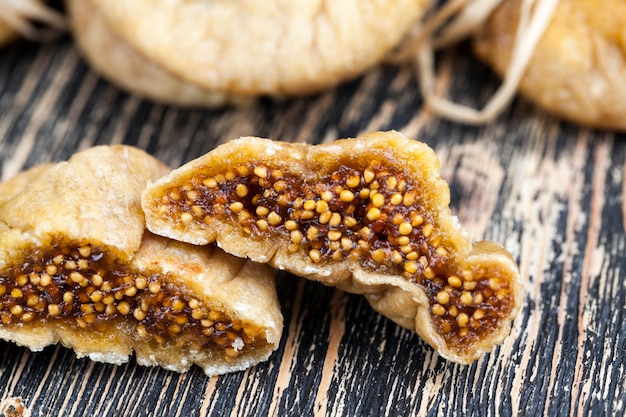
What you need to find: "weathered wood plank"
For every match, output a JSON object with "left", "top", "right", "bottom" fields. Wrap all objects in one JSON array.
[{"left": 0, "top": 36, "right": 624, "bottom": 417}]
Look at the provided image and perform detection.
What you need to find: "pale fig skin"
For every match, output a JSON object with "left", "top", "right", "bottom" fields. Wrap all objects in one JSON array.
[
  {"left": 67, "top": 0, "right": 250, "bottom": 107},
  {"left": 88, "top": 0, "right": 432, "bottom": 97}
]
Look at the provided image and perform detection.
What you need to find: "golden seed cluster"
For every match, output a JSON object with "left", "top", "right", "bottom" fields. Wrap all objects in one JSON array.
[
  {"left": 0, "top": 244, "right": 261, "bottom": 358},
  {"left": 162, "top": 159, "right": 512, "bottom": 343}
]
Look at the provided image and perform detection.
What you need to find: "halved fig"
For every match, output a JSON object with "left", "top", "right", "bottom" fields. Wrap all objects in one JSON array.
[
  {"left": 142, "top": 130, "right": 522, "bottom": 364},
  {"left": 0, "top": 145, "right": 282, "bottom": 376}
]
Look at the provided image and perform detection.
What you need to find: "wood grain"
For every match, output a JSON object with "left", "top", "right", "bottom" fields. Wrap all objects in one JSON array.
[{"left": 0, "top": 35, "right": 624, "bottom": 417}]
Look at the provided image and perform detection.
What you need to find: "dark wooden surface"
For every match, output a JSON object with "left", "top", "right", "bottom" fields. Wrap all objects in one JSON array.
[{"left": 0, "top": 34, "right": 625, "bottom": 417}]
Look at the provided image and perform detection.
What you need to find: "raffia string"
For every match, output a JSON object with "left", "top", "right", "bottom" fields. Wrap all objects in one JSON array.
[
  {"left": 392, "top": 0, "right": 560, "bottom": 125},
  {"left": 0, "top": 0, "right": 67, "bottom": 41}
]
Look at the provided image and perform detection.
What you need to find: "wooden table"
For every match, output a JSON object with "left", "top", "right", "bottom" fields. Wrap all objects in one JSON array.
[{"left": 0, "top": 33, "right": 624, "bottom": 417}]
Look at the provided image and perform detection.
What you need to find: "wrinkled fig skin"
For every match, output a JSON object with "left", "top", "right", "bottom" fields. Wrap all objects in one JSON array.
[
  {"left": 89, "top": 0, "right": 432, "bottom": 97},
  {"left": 473, "top": 0, "right": 626, "bottom": 131},
  {"left": 0, "top": 146, "right": 283, "bottom": 376},
  {"left": 67, "top": 0, "right": 249, "bottom": 107},
  {"left": 143, "top": 131, "right": 523, "bottom": 364}
]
